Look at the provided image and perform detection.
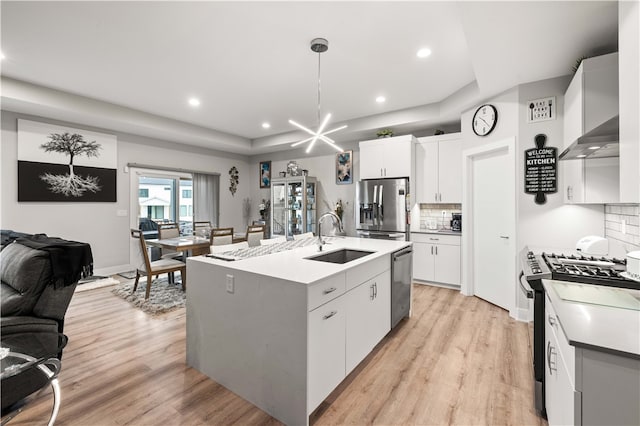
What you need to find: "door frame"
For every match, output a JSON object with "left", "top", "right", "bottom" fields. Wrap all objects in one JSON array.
[{"left": 461, "top": 137, "right": 517, "bottom": 318}]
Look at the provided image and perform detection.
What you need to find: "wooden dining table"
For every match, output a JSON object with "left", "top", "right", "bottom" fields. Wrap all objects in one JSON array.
[{"left": 146, "top": 235, "right": 211, "bottom": 258}]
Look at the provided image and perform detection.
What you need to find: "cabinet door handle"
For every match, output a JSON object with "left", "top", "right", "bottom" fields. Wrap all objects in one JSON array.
[
  {"left": 435, "top": 246, "right": 438, "bottom": 255},
  {"left": 381, "top": 168, "right": 383, "bottom": 177},
  {"left": 323, "top": 287, "right": 337, "bottom": 295},
  {"left": 435, "top": 193, "right": 438, "bottom": 202},
  {"left": 323, "top": 310, "right": 338, "bottom": 320},
  {"left": 429, "top": 237, "right": 439, "bottom": 241},
  {"left": 547, "top": 341, "right": 557, "bottom": 375},
  {"left": 431, "top": 246, "right": 434, "bottom": 255},
  {"left": 547, "top": 315, "right": 557, "bottom": 327},
  {"left": 374, "top": 282, "right": 377, "bottom": 298},
  {"left": 370, "top": 284, "right": 375, "bottom": 300},
  {"left": 439, "top": 193, "right": 442, "bottom": 202},
  {"left": 500, "top": 236, "right": 509, "bottom": 239}
]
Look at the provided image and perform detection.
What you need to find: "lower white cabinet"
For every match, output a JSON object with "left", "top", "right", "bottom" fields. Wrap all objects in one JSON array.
[
  {"left": 545, "top": 298, "right": 577, "bottom": 426},
  {"left": 544, "top": 293, "right": 640, "bottom": 426},
  {"left": 308, "top": 296, "right": 346, "bottom": 412},
  {"left": 345, "top": 270, "right": 391, "bottom": 373},
  {"left": 411, "top": 233, "right": 461, "bottom": 286},
  {"left": 307, "top": 258, "right": 392, "bottom": 414}
]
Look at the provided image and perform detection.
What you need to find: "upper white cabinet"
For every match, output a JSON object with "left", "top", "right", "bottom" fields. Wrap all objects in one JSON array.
[
  {"left": 562, "top": 53, "right": 620, "bottom": 204},
  {"left": 619, "top": 1, "right": 640, "bottom": 203},
  {"left": 359, "top": 135, "right": 415, "bottom": 179},
  {"left": 415, "top": 133, "right": 462, "bottom": 204}
]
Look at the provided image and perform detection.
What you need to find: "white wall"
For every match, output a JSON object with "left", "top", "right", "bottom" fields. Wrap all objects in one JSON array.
[
  {"left": 460, "top": 79, "right": 606, "bottom": 319},
  {"left": 1, "top": 111, "right": 249, "bottom": 274}
]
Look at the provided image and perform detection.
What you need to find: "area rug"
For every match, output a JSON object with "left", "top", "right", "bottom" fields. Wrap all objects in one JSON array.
[
  {"left": 111, "top": 275, "right": 186, "bottom": 315},
  {"left": 76, "top": 277, "right": 120, "bottom": 292}
]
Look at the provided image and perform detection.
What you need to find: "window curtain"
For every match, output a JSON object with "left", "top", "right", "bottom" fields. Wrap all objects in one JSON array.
[{"left": 193, "top": 173, "right": 219, "bottom": 227}]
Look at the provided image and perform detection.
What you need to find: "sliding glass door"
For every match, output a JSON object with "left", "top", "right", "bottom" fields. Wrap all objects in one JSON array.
[{"left": 137, "top": 174, "right": 193, "bottom": 236}]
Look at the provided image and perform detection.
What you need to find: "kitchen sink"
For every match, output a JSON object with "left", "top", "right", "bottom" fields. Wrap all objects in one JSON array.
[{"left": 306, "top": 249, "right": 375, "bottom": 264}]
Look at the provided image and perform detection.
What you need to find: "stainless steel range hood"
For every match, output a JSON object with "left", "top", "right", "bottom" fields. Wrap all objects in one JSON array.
[{"left": 559, "top": 116, "right": 619, "bottom": 160}]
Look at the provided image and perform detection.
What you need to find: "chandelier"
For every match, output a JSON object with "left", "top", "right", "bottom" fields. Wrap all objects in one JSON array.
[{"left": 290, "top": 38, "right": 346, "bottom": 153}]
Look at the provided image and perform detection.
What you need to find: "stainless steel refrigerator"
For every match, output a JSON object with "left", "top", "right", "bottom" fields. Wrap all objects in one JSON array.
[{"left": 356, "top": 178, "right": 410, "bottom": 241}]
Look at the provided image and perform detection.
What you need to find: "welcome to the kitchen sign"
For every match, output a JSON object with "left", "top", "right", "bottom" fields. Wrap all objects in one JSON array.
[{"left": 525, "top": 133, "right": 557, "bottom": 205}]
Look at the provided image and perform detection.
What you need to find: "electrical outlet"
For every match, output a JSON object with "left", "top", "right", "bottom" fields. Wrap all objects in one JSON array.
[
  {"left": 526, "top": 96, "right": 556, "bottom": 123},
  {"left": 226, "top": 274, "right": 234, "bottom": 294}
]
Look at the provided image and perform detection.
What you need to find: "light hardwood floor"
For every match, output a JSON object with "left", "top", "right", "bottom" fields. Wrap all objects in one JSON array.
[{"left": 13, "top": 283, "right": 547, "bottom": 426}]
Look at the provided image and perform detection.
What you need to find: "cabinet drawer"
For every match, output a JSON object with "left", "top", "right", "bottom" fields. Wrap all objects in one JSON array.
[
  {"left": 308, "top": 273, "right": 346, "bottom": 311},
  {"left": 411, "top": 233, "right": 461, "bottom": 246},
  {"left": 345, "top": 254, "right": 389, "bottom": 291}
]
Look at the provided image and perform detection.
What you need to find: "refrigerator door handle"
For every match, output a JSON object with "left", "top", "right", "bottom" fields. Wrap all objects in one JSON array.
[{"left": 378, "top": 185, "right": 384, "bottom": 223}]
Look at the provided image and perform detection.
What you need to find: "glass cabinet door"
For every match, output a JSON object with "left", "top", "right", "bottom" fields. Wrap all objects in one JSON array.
[
  {"left": 306, "top": 181, "right": 316, "bottom": 235},
  {"left": 288, "top": 179, "right": 304, "bottom": 237},
  {"left": 271, "top": 182, "right": 286, "bottom": 237}
]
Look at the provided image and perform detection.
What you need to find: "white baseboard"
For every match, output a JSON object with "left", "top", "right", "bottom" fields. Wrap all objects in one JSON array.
[
  {"left": 93, "top": 264, "right": 133, "bottom": 277},
  {"left": 515, "top": 306, "right": 533, "bottom": 323},
  {"left": 413, "top": 279, "right": 461, "bottom": 291}
]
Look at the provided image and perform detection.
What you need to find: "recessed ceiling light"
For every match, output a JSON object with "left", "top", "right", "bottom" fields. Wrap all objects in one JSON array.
[
  {"left": 577, "top": 154, "right": 587, "bottom": 158},
  {"left": 376, "top": 96, "right": 386, "bottom": 103},
  {"left": 188, "top": 98, "right": 200, "bottom": 107},
  {"left": 588, "top": 146, "right": 600, "bottom": 150},
  {"left": 262, "top": 122, "right": 271, "bottom": 129},
  {"left": 416, "top": 48, "right": 432, "bottom": 59}
]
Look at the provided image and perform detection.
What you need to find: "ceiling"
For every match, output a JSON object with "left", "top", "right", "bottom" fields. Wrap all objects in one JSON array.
[{"left": 0, "top": 1, "right": 619, "bottom": 156}]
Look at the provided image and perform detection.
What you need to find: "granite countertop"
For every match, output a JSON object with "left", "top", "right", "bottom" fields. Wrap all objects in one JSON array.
[
  {"left": 188, "top": 237, "right": 411, "bottom": 285},
  {"left": 412, "top": 229, "right": 462, "bottom": 236},
  {"left": 543, "top": 279, "right": 640, "bottom": 358}
]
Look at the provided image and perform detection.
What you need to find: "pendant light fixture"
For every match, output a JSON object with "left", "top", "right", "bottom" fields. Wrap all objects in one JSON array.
[{"left": 290, "top": 38, "right": 346, "bottom": 153}]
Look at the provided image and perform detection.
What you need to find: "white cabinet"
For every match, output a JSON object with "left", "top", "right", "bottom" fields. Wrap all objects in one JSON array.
[
  {"left": 359, "top": 135, "right": 415, "bottom": 179},
  {"left": 562, "top": 52, "right": 619, "bottom": 204},
  {"left": 544, "top": 296, "right": 577, "bottom": 426},
  {"left": 308, "top": 296, "right": 346, "bottom": 413},
  {"left": 415, "top": 134, "right": 462, "bottom": 203},
  {"left": 307, "top": 255, "right": 392, "bottom": 413},
  {"left": 544, "top": 291, "right": 640, "bottom": 426},
  {"left": 411, "top": 233, "right": 460, "bottom": 286},
  {"left": 619, "top": 1, "right": 640, "bottom": 203},
  {"left": 345, "top": 270, "right": 391, "bottom": 374}
]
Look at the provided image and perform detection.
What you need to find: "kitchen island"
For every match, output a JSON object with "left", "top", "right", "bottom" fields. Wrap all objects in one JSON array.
[{"left": 186, "top": 237, "right": 411, "bottom": 426}]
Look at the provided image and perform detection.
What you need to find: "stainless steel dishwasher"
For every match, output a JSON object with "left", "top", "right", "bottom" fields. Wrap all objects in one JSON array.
[{"left": 391, "top": 246, "right": 413, "bottom": 328}]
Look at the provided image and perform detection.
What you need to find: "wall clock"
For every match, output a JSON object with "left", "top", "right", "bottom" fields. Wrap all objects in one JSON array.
[{"left": 472, "top": 104, "right": 498, "bottom": 136}]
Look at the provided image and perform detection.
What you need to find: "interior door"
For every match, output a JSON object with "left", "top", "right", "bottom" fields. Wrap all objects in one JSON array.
[{"left": 472, "top": 148, "right": 512, "bottom": 311}]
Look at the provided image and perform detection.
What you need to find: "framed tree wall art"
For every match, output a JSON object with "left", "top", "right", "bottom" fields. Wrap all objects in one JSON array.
[{"left": 17, "top": 119, "right": 117, "bottom": 202}]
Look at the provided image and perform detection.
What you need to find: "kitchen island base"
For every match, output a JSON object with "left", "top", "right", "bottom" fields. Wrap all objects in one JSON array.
[{"left": 186, "top": 238, "right": 410, "bottom": 425}]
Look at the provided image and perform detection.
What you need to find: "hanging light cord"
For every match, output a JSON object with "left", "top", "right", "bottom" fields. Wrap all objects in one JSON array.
[{"left": 316, "top": 50, "right": 321, "bottom": 126}]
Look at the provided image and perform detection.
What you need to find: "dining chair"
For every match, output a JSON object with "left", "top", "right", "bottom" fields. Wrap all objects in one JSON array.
[
  {"left": 157, "top": 222, "right": 182, "bottom": 260},
  {"left": 293, "top": 232, "right": 314, "bottom": 240},
  {"left": 130, "top": 229, "right": 186, "bottom": 299},
  {"left": 210, "top": 241, "right": 249, "bottom": 254},
  {"left": 246, "top": 224, "right": 266, "bottom": 247},
  {"left": 193, "top": 221, "right": 212, "bottom": 237},
  {"left": 210, "top": 227, "right": 234, "bottom": 246},
  {"left": 260, "top": 236, "right": 286, "bottom": 245}
]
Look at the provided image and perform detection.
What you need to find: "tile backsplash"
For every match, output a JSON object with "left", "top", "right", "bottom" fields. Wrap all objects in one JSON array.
[
  {"left": 604, "top": 204, "right": 640, "bottom": 254},
  {"left": 418, "top": 204, "right": 462, "bottom": 231}
]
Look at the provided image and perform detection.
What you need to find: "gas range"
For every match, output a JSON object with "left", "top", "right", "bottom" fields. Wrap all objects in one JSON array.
[{"left": 520, "top": 247, "right": 636, "bottom": 290}]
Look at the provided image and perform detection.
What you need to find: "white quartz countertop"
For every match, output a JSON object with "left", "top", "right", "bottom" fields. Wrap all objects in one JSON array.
[
  {"left": 543, "top": 279, "right": 640, "bottom": 358},
  {"left": 188, "top": 237, "right": 411, "bottom": 285}
]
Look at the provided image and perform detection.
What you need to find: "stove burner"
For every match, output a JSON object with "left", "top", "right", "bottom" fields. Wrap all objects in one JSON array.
[{"left": 540, "top": 252, "right": 635, "bottom": 289}]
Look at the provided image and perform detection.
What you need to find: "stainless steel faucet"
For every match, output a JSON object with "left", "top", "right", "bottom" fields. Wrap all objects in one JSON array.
[{"left": 317, "top": 211, "right": 344, "bottom": 251}]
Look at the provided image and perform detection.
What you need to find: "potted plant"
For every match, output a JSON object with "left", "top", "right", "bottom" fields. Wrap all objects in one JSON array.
[{"left": 376, "top": 128, "right": 394, "bottom": 138}]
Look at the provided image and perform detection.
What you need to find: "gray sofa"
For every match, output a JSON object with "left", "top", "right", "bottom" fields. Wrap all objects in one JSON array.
[
  {"left": 1, "top": 241, "right": 79, "bottom": 413},
  {"left": 1, "top": 242, "right": 77, "bottom": 336}
]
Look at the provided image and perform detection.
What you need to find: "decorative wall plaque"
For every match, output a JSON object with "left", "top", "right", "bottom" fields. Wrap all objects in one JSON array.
[{"left": 524, "top": 134, "right": 557, "bottom": 205}]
